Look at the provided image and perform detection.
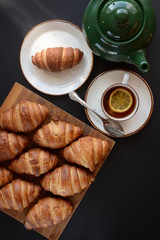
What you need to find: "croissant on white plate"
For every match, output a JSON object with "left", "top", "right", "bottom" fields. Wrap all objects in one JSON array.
[
  {"left": 24, "top": 197, "right": 73, "bottom": 230},
  {"left": 0, "top": 131, "right": 29, "bottom": 161},
  {"left": 0, "top": 167, "right": 13, "bottom": 187},
  {"left": 40, "top": 164, "right": 95, "bottom": 197},
  {"left": 32, "top": 47, "right": 83, "bottom": 72},
  {"left": 33, "top": 119, "right": 83, "bottom": 149},
  {"left": 63, "top": 136, "right": 110, "bottom": 172},
  {"left": 0, "top": 179, "right": 41, "bottom": 212},
  {"left": 8, "top": 148, "right": 59, "bottom": 177},
  {"left": 0, "top": 99, "right": 49, "bottom": 133}
]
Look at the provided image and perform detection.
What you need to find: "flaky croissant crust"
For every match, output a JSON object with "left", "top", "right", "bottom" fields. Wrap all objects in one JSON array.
[
  {"left": 0, "top": 131, "right": 29, "bottom": 161},
  {"left": 0, "top": 167, "right": 13, "bottom": 187},
  {"left": 32, "top": 47, "right": 83, "bottom": 72},
  {"left": 0, "top": 179, "right": 41, "bottom": 212},
  {"left": 63, "top": 136, "right": 110, "bottom": 172},
  {"left": 8, "top": 148, "right": 59, "bottom": 177},
  {"left": 0, "top": 99, "right": 49, "bottom": 133},
  {"left": 40, "top": 164, "right": 95, "bottom": 197},
  {"left": 33, "top": 119, "right": 83, "bottom": 149},
  {"left": 24, "top": 197, "right": 73, "bottom": 230}
]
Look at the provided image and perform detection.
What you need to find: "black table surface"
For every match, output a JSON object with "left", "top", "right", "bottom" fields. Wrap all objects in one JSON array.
[{"left": 0, "top": 1, "right": 160, "bottom": 239}]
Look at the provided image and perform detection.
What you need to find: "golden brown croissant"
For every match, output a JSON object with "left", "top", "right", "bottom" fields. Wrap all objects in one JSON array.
[
  {"left": 0, "top": 99, "right": 49, "bottom": 133},
  {"left": 8, "top": 148, "right": 59, "bottom": 177},
  {"left": 63, "top": 136, "right": 110, "bottom": 172},
  {"left": 32, "top": 47, "right": 83, "bottom": 72},
  {"left": 33, "top": 119, "right": 83, "bottom": 149},
  {"left": 24, "top": 197, "right": 73, "bottom": 230},
  {"left": 0, "top": 179, "right": 41, "bottom": 212},
  {"left": 0, "top": 131, "right": 29, "bottom": 161},
  {"left": 0, "top": 167, "right": 13, "bottom": 187},
  {"left": 41, "top": 164, "right": 94, "bottom": 197}
]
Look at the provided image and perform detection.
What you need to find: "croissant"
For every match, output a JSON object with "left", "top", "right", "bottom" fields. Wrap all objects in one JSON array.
[
  {"left": 63, "top": 136, "right": 110, "bottom": 172},
  {"left": 0, "top": 131, "right": 29, "bottom": 161},
  {"left": 8, "top": 148, "right": 59, "bottom": 177},
  {"left": 0, "top": 167, "right": 13, "bottom": 187},
  {"left": 24, "top": 197, "right": 73, "bottom": 230},
  {"left": 32, "top": 47, "right": 83, "bottom": 72},
  {"left": 33, "top": 119, "right": 83, "bottom": 149},
  {"left": 41, "top": 164, "right": 94, "bottom": 197},
  {"left": 0, "top": 99, "right": 49, "bottom": 133},
  {"left": 0, "top": 179, "right": 41, "bottom": 212}
]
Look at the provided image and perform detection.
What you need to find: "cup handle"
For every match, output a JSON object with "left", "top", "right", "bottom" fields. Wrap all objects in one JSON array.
[{"left": 122, "top": 72, "right": 130, "bottom": 84}]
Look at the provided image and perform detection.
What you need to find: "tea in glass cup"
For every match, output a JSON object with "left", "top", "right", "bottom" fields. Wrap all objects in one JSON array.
[{"left": 101, "top": 83, "right": 139, "bottom": 122}]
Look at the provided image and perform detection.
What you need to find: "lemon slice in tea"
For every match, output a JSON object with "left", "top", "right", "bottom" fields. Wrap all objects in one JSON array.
[{"left": 109, "top": 88, "right": 133, "bottom": 113}]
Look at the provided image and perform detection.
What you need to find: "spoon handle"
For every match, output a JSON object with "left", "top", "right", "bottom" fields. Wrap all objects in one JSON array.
[{"left": 69, "top": 91, "right": 105, "bottom": 121}]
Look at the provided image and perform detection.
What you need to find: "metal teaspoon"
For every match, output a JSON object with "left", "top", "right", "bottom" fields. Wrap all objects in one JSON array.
[{"left": 69, "top": 91, "right": 124, "bottom": 137}]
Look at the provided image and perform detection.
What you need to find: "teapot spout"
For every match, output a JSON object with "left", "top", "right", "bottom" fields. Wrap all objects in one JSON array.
[{"left": 128, "top": 49, "right": 150, "bottom": 73}]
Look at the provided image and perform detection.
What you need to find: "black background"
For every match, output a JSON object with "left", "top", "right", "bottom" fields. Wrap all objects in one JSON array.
[{"left": 0, "top": 0, "right": 160, "bottom": 239}]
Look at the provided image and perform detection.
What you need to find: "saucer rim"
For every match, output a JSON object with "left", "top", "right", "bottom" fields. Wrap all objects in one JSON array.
[{"left": 84, "top": 69, "right": 154, "bottom": 138}]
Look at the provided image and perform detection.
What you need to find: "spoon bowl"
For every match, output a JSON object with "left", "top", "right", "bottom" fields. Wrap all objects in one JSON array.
[{"left": 69, "top": 91, "right": 124, "bottom": 137}]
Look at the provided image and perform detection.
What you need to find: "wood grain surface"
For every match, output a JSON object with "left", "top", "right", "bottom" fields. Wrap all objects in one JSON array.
[{"left": 0, "top": 82, "right": 115, "bottom": 240}]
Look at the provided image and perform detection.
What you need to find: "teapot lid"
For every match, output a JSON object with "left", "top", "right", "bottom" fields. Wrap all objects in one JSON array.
[{"left": 99, "top": 0, "right": 143, "bottom": 41}]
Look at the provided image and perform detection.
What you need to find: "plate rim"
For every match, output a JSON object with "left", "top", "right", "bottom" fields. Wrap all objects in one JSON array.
[
  {"left": 84, "top": 69, "right": 154, "bottom": 138},
  {"left": 19, "top": 19, "right": 94, "bottom": 96}
]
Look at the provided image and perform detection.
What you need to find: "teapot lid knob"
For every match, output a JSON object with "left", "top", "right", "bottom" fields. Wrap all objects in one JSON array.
[
  {"left": 99, "top": 0, "right": 143, "bottom": 41},
  {"left": 115, "top": 8, "right": 129, "bottom": 25}
]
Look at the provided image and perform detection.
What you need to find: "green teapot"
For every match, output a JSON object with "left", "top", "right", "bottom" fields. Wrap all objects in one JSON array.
[{"left": 82, "top": 0, "right": 156, "bottom": 73}]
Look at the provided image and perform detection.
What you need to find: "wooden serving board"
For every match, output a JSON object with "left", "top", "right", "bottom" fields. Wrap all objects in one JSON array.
[{"left": 0, "top": 82, "right": 115, "bottom": 240}]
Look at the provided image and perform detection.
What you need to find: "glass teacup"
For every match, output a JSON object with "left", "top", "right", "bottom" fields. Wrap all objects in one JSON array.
[{"left": 101, "top": 72, "right": 139, "bottom": 122}]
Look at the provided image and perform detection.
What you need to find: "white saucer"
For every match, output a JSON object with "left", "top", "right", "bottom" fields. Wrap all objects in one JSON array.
[
  {"left": 85, "top": 70, "right": 154, "bottom": 138},
  {"left": 20, "top": 20, "right": 93, "bottom": 96}
]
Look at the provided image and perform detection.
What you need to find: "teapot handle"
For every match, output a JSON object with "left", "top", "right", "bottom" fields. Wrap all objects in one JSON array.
[{"left": 128, "top": 49, "right": 150, "bottom": 73}]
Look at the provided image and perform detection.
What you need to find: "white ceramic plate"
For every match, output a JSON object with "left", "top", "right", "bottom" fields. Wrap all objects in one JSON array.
[
  {"left": 85, "top": 70, "right": 154, "bottom": 138},
  {"left": 20, "top": 20, "right": 93, "bottom": 96}
]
